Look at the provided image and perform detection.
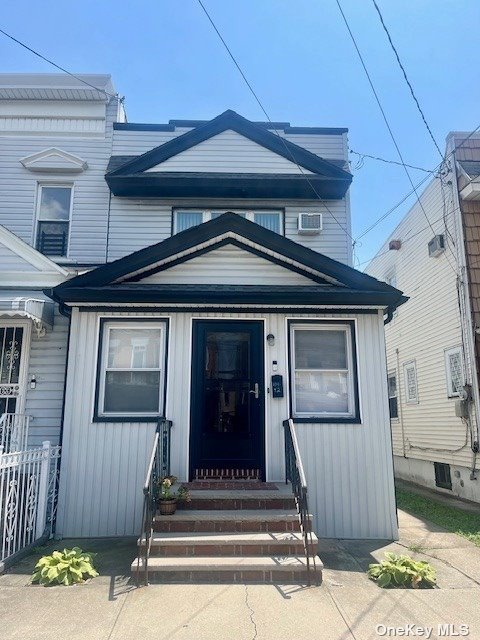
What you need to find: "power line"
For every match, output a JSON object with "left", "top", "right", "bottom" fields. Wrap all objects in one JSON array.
[
  {"left": 196, "top": 0, "right": 355, "bottom": 242},
  {"left": 371, "top": 0, "right": 443, "bottom": 159},
  {"left": 349, "top": 149, "right": 434, "bottom": 173},
  {"left": 0, "top": 27, "right": 118, "bottom": 99},
  {"left": 335, "top": 0, "right": 457, "bottom": 273}
]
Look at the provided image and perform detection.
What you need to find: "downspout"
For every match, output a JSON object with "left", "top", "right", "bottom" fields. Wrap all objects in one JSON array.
[
  {"left": 395, "top": 347, "right": 407, "bottom": 458},
  {"left": 449, "top": 148, "right": 480, "bottom": 475}
]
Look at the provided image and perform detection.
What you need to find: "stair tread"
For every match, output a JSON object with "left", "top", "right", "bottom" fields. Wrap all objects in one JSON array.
[
  {"left": 133, "top": 555, "right": 323, "bottom": 571},
  {"left": 141, "top": 531, "right": 318, "bottom": 545},
  {"left": 154, "top": 509, "right": 306, "bottom": 521},
  {"left": 185, "top": 488, "right": 293, "bottom": 499}
]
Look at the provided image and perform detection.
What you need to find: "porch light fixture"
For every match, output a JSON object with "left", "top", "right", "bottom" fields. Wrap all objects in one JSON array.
[{"left": 266, "top": 334, "right": 275, "bottom": 346}]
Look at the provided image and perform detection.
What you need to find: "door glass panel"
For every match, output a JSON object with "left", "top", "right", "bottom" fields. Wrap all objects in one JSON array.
[
  {"left": 204, "top": 331, "right": 250, "bottom": 434},
  {"left": 0, "top": 327, "right": 23, "bottom": 384}
]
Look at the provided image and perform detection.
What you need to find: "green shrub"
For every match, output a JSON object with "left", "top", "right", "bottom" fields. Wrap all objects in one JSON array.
[
  {"left": 367, "top": 552, "right": 436, "bottom": 588},
  {"left": 32, "top": 547, "right": 99, "bottom": 586}
]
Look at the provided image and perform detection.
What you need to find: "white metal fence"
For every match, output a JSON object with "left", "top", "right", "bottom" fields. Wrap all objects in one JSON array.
[
  {"left": 0, "top": 413, "right": 30, "bottom": 453},
  {"left": 1, "top": 441, "right": 61, "bottom": 563}
]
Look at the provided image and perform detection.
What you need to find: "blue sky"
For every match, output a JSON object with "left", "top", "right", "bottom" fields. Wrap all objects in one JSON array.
[{"left": 2, "top": 0, "right": 479, "bottom": 265}]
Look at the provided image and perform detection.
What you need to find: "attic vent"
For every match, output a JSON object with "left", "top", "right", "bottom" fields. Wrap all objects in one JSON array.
[
  {"left": 428, "top": 234, "right": 445, "bottom": 258},
  {"left": 298, "top": 213, "right": 322, "bottom": 235},
  {"left": 389, "top": 240, "right": 402, "bottom": 251}
]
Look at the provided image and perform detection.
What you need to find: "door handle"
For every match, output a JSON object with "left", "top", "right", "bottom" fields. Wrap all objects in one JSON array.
[{"left": 249, "top": 383, "right": 260, "bottom": 399}]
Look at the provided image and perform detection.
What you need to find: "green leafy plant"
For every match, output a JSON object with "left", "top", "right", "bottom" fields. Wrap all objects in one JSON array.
[
  {"left": 367, "top": 552, "right": 436, "bottom": 589},
  {"left": 32, "top": 547, "right": 99, "bottom": 586},
  {"left": 156, "top": 476, "right": 190, "bottom": 502}
]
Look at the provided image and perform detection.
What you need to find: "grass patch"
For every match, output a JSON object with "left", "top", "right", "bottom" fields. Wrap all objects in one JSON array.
[{"left": 396, "top": 488, "right": 480, "bottom": 547}]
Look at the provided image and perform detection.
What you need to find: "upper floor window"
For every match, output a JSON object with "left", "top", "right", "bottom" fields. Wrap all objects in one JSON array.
[
  {"left": 35, "top": 185, "right": 72, "bottom": 257},
  {"left": 173, "top": 209, "right": 283, "bottom": 235},
  {"left": 445, "top": 346, "right": 463, "bottom": 398},
  {"left": 387, "top": 372, "right": 398, "bottom": 419}
]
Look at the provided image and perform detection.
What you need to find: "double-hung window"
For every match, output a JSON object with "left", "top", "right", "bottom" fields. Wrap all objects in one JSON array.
[
  {"left": 35, "top": 185, "right": 72, "bottom": 257},
  {"left": 387, "top": 372, "right": 398, "bottom": 419},
  {"left": 95, "top": 321, "right": 167, "bottom": 420},
  {"left": 289, "top": 322, "right": 359, "bottom": 421},
  {"left": 403, "top": 361, "right": 418, "bottom": 404},
  {"left": 174, "top": 209, "right": 283, "bottom": 234},
  {"left": 445, "top": 346, "right": 463, "bottom": 398}
]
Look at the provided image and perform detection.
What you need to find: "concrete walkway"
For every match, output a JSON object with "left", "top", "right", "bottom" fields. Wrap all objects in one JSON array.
[{"left": 1, "top": 510, "right": 479, "bottom": 640}]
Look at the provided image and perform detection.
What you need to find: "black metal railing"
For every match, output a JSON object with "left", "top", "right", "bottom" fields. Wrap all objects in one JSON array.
[
  {"left": 283, "top": 418, "right": 317, "bottom": 584},
  {"left": 137, "top": 417, "right": 172, "bottom": 586}
]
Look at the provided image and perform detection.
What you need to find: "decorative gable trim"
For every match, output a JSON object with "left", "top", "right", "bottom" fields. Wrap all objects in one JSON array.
[
  {"left": 106, "top": 110, "right": 351, "bottom": 180},
  {"left": 0, "top": 224, "right": 69, "bottom": 276},
  {"left": 20, "top": 148, "right": 88, "bottom": 173}
]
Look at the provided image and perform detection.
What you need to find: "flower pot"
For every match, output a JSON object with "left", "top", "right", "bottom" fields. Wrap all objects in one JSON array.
[{"left": 158, "top": 499, "right": 177, "bottom": 515}]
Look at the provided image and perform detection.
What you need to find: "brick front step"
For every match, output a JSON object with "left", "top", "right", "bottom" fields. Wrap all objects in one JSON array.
[
  {"left": 179, "top": 496, "right": 296, "bottom": 511},
  {"left": 132, "top": 555, "right": 322, "bottom": 585},
  {"left": 139, "top": 531, "right": 318, "bottom": 557},
  {"left": 153, "top": 510, "right": 309, "bottom": 533}
]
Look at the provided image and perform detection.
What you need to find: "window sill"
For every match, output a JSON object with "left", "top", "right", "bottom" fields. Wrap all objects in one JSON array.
[
  {"left": 93, "top": 415, "right": 161, "bottom": 423},
  {"left": 292, "top": 416, "right": 362, "bottom": 424}
]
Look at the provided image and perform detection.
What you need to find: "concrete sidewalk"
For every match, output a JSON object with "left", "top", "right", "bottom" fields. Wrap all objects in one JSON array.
[{"left": 1, "top": 510, "right": 479, "bottom": 640}]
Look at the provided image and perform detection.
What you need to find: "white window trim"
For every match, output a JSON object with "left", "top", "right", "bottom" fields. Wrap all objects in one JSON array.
[
  {"left": 173, "top": 208, "right": 283, "bottom": 234},
  {"left": 289, "top": 322, "right": 357, "bottom": 420},
  {"left": 444, "top": 346, "right": 464, "bottom": 398},
  {"left": 97, "top": 321, "right": 166, "bottom": 418},
  {"left": 387, "top": 370, "right": 399, "bottom": 421},
  {"left": 403, "top": 360, "right": 419, "bottom": 404},
  {"left": 34, "top": 183, "right": 74, "bottom": 259}
]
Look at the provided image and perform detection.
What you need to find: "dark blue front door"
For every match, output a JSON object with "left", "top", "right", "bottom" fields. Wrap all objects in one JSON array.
[{"left": 190, "top": 320, "right": 265, "bottom": 479}]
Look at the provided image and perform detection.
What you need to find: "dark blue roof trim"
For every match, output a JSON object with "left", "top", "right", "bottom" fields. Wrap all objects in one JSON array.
[
  {"left": 113, "top": 122, "right": 176, "bottom": 131},
  {"left": 106, "top": 110, "right": 352, "bottom": 180},
  {"left": 114, "top": 119, "right": 347, "bottom": 134}
]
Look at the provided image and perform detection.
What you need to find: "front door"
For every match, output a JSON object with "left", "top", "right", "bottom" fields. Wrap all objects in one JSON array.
[{"left": 190, "top": 320, "right": 265, "bottom": 480}]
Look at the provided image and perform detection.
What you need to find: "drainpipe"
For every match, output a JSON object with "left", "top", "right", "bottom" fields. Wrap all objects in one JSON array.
[
  {"left": 395, "top": 347, "right": 407, "bottom": 458},
  {"left": 448, "top": 145, "right": 480, "bottom": 474}
]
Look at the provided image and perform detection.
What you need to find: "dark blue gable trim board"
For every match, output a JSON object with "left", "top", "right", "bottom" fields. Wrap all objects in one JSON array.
[
  {"left": 106, "top": 110, "right": 352, "bottom": 180},
  {"left": 113, "top": 120, "right": 347, "bottom": 135},
  {"left": 105, "top": 172, "right": 351, "bottom": 200},
  {"left": 49, "top": 213, "right": 401, "bottom": 297}
]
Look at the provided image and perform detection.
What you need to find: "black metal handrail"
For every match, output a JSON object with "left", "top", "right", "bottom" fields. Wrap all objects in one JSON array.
[
  {"left": 283, "top": 418, "right": 317, "bottom": 584},
  {"left": 137, "top": 417, "right": 172, "bottom": 586}
]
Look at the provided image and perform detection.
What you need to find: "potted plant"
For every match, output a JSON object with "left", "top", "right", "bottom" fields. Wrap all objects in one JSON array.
[{"left": 156, "top": 476, "right": 190, "bottom": 515}]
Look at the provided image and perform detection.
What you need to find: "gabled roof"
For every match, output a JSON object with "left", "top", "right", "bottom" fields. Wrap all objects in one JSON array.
[
  {"left": 106, "top": 110, "right": 352, "bottom": 200},
  {"left": 48, "top": 213, "right": 406, "bottom": 310}
]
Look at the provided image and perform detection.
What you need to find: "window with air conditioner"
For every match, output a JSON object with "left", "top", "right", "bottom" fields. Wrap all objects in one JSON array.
[{"left": 35, "top": 184, "right": 72, "bottom": 257}]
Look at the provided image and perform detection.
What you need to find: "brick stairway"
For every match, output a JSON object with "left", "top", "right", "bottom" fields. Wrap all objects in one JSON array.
[{"left": 132, "top": 482, "right": 322, "bottom": 584}]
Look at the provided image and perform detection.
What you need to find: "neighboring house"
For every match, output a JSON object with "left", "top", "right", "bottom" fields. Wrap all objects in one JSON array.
[
  {"left": 0, "top": 75, "right": 404, "bottom": 554},
  {"left": 366, "top": 132, "right": 480, "bottom": 503}
]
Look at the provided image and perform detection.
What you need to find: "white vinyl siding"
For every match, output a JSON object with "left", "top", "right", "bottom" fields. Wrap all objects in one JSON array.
[
  {"left": 366, "top": 177, "right": 473, "bottom": 469},
  {"left": 445, "top": 346, "right": 463, "bottom": 398},
  {"left": 57, "top": 309, "right": 396, "bottom": 539},
  {"left": 145, "top": 130, "right": 315, "bottom": 174}
]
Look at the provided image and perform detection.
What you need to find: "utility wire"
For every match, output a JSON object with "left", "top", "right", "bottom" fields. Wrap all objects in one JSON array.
[
  {"left": 371, "top": 0, "right": 443, "bottom": 159},
  {"left": 349, "top": 149, "right": 434, "bottom": 174},
  {"left": 335, "top": 0, "right": 457, "bottom": 273},
  {"left": 196, "top": 0, "right": 355, "bottom": 242},
  {"left": 0, "top": 26, "right": 118, "bottom": 99}
]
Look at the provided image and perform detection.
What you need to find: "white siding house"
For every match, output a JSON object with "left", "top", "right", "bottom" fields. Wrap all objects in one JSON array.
[
  {"left": 367, "top": 137, "right": 480, "bottom": 503},
  {"left": 0, "top": 76, "right": 403, "bottom": 549}
]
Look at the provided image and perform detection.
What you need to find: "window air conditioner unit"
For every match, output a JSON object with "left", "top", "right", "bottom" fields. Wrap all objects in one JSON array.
[
  {"left": 428, "top": 234, "right": 445, "bottom": 258},
  {"left": 298, "top": 212, "right": 322, "bottom": 235}
]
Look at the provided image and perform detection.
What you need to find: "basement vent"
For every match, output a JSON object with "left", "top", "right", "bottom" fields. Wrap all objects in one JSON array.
[
  {"left": 298, "top": 212, "right": 322, "bottom": 235},
  {"left": 434, "top": 462, "right": 452, "bottom": 490},
  {"left": 428, "top": 234, "right": 445, "bottom": 258}
]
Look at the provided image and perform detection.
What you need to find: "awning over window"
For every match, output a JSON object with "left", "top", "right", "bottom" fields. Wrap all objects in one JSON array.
[{"left": 0, "top": 298, "right": 54, "bottom": 335}]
